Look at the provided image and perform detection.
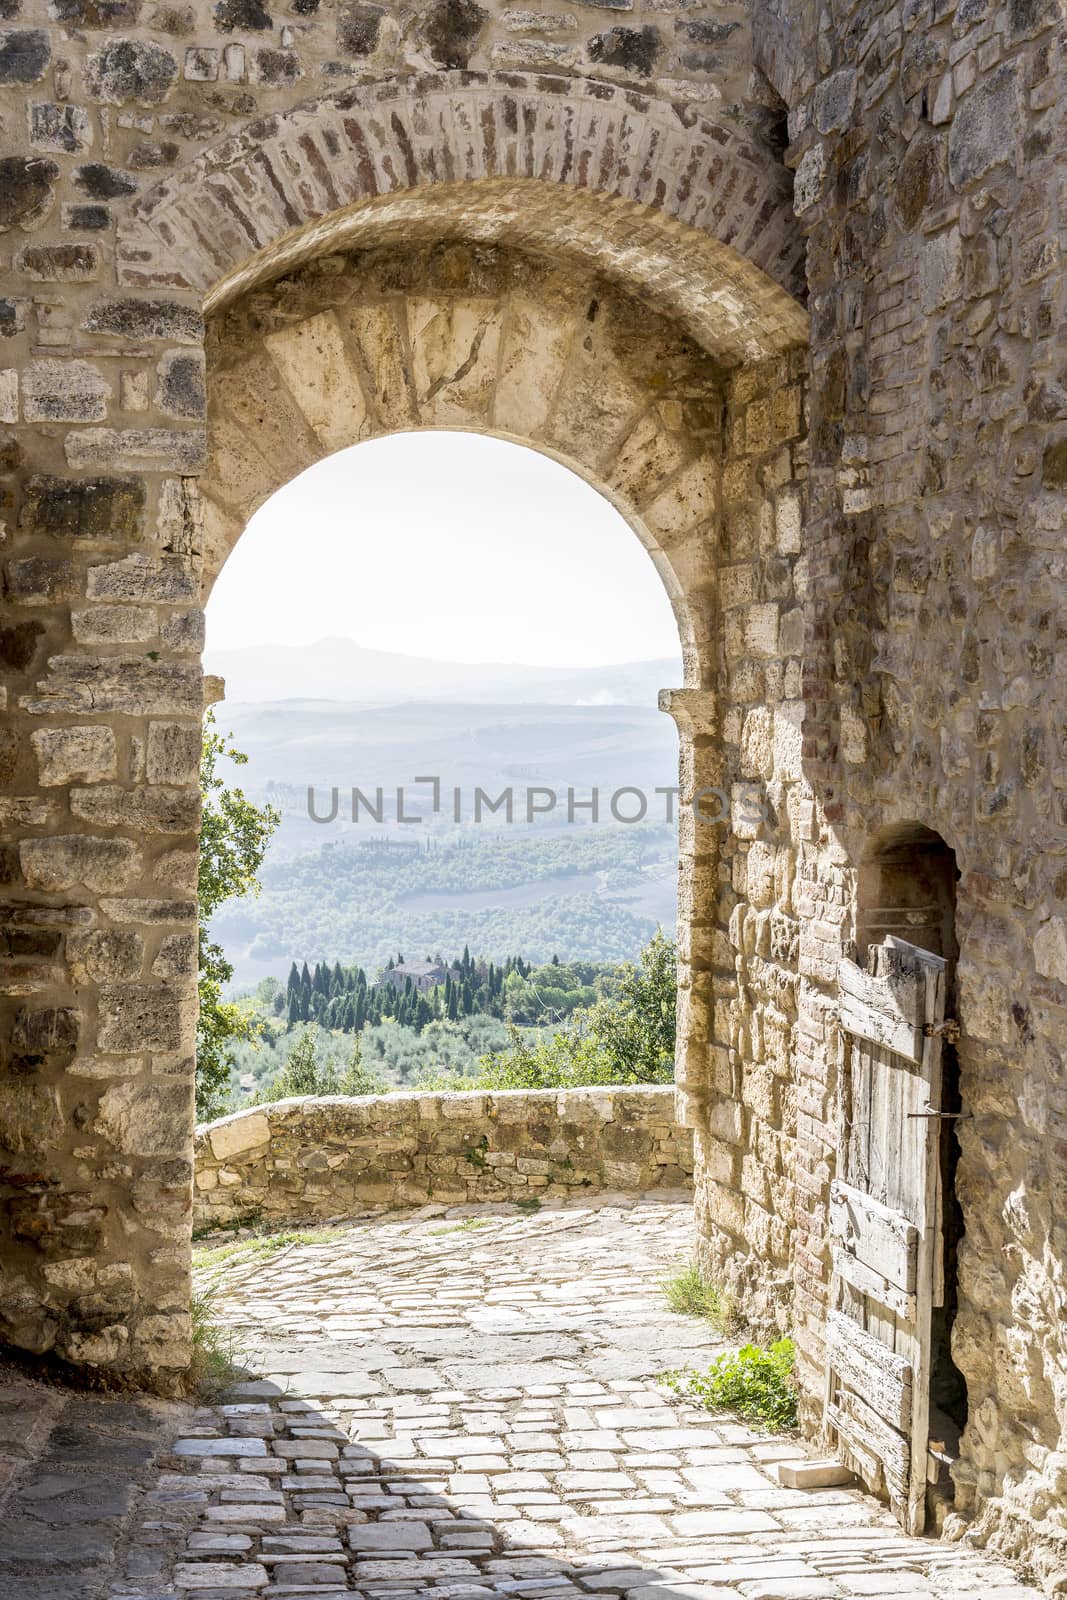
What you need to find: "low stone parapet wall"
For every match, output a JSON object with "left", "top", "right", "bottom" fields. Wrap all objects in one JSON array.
[{"left": 193, "top": 1086, "right": 693, "bottom": 1231}]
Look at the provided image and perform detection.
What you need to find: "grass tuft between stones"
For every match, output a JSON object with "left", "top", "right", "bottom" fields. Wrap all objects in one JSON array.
[
  {"left": 661, "top": 1259, "right": 742, "bottom": 1334},
  {"left": 188, "top": 1289, "right": 252, "bottom": 1400},
  {"left": 428, "top": 1217, "right": 494, "bottom": 1235},
  {"left": 192, "top": 1225, "right": 341, "bottom": 1272},
  {"left": 663, "top": 1337, "right": 798, "bottom": 1432}
]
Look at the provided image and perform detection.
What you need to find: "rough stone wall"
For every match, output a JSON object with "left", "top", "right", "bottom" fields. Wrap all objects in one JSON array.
[
  {"left": 746, "top": 0, "right": 1067, "bottom": 1580},
  {"left": 677, "top": 349, "right": 810, "bottom": 1337},
  {"left": 193, "top": 1085, "right": 693, "bottom": 1229},
  {"left": 0, "top": 0, "right": 776, "bottom": 157}
]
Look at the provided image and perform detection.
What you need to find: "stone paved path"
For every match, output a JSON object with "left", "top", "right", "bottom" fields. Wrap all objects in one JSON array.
[
  {"left": 110, "top": 1196, "right": 1040, "bottom": 1599},
  {"left": 0, "top": 1365, "right": 185, "bottom": 1600}
]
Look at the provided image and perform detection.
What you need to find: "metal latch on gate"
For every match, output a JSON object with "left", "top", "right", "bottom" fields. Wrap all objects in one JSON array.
[
  {"left": 906, "top": 1102, "right": 970, "bottom": 1120},
  {"left": 922, "top": 1017, "right": 961, "bottom": 1042}
]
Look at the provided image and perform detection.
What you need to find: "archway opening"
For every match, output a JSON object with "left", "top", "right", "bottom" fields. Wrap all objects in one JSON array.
[
  {"left": 857, "top": 824, "right": 969, "bottom": 1517},
  {"left": 201, "top": 429, "right": 685, "bottom": 1110}
]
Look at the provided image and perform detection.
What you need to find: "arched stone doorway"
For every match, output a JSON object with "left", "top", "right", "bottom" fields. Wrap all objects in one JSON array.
[
  {"left": 198, "top": 223, "right": 809, "bottom": 1232},
  {"left": 0, "top": 76, "right": 807, "bottom": 1386}
]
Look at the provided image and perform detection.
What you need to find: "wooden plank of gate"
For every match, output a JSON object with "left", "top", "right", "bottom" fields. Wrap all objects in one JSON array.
[
  {"left": 885, "top": 935, "right": 946, "bottom": 1538},
  {"left": 829, "top": 1389, "right": 910, "bottom": 1499},
  {"left": 839, "top": 956, "right": 923, "bottom": 1021},
  {"left": 829, "top": 1179, "right": 918, "bottom": 1291},
  {"left": 831, "top": 1244, "right": 916, "bottom": 1320},
  {"left": 837, "top": 963, "right": 925, "bottom": 1063},
  {"left": 827, "top": 1308, "right": 912, "bottom": 1432},
  {"left": 837, "top": 993, "right": 924, "bottom": 1063}
]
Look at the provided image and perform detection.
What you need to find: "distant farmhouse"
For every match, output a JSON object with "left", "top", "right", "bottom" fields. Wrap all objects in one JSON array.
[{"left": 375, "top": 961, "right": 452, "bottom": 994}]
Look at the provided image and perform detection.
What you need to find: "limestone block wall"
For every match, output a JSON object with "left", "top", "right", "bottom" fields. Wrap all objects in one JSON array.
[
  {"left": 675, "top": 349, "right": 810, "bottom": 1335},
  {"left": 744, "top": 0, "right": 1067, "bottom": 1580},
  {"left": 193, "top": 1086, "right": 693, "bottom": 1229}
]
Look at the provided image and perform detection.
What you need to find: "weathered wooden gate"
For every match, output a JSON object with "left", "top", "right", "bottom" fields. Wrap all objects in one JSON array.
[{"left": 825, "top": 934, "right": 948, "bottom": 1535}]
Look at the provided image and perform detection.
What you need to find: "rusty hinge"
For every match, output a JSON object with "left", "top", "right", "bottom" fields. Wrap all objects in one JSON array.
[{"left": 923, "top": 1018, "right": 961, "bottom": 1042}]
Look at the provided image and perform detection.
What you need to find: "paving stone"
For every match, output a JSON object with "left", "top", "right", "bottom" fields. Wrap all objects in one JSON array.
[
  {"left": 0, "top": 1578, "right": 104, "bottom": 1600},
  {"left": 41, "top": 1425, "right": 160, "bottom": 1470},
  {"left": 174, "top": 1438, "right": 270, "bottom": 1458},
  {"left": 348, "top": 1521, "right": 435, "bottom": 1550},
  {"left": 12, "top": 1469, "right": 133, "bottom": 1521},
  {"left": 0, "top": 1519, "right": 116, "bottom": 1567},
  {"left": 175, "top": 1562, "right": 270, "bottom": 1588}
]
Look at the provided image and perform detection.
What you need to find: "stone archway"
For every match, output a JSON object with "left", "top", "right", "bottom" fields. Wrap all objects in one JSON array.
[
  {"left": 202, "top": 241, "right": 724, "bottom": 659},
  {"left": 194, "top": 222, "right": 811, "bottom": 1346},
  {"left": 1, "top": 64, "right": 807, "bottom": 1386},
  {"left": 197, "top": 232, "right": 774, "bottom": 1200}
]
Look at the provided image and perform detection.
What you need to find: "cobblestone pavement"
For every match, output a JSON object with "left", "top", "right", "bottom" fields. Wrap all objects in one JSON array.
[
  {"left": 0, "top": 1365, "right": 186, "bottom": 1600},
  {"left": 39, "top": 1196, "right": 1047, "bottom": 1599}
]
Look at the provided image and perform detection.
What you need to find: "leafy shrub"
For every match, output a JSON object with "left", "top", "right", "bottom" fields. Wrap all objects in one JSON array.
[
  {"left": 665, "top": 1338, "right": 797, "bottom": 1431},
  {"left": 197, "top": 712, "right": 280, "bottom": 1120}
]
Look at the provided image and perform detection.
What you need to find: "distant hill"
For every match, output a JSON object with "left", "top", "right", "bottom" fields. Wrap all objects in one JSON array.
[
  {"left": 215, "top": 697, "right": 680, "bottom": 791},
  {"left": 213, "top": 822, "right": 677, "bottom": 988},
  {"left": 205, "top": 645, "right": 684, "bottom": 989},
  {"left": 204, "top": 636, "right": 682, "bottom": 707}
]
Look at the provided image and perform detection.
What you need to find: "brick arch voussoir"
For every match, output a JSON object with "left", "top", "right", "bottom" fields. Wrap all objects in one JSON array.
[
  {"left": 201, "top": 261, "right": 726, "bottom": 680},
  {"left": 117, "top": 73, "right": 807, "bottom": 367}
]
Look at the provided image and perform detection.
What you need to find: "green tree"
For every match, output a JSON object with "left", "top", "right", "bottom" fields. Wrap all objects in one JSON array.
[
  {"left": 196, "top": 710, "right": 280, "bottom": 1119},
  {"left": 257, "top": 1026, "right": 386, "bottom": 1103},
  {"left": 586, "top": 928, "right": 676, "bottom": 1081},
  {"left": 476, "top": 930, "right": 676, "bottom": 1090},
  {"left": 266, "top": 1025, "right": 321, "bottom": 1098},
  {"left": 336, "top": 1032, "right": 387, "bottom": 1097}
]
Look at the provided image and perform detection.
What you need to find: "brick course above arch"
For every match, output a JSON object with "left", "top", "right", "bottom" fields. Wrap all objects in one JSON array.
[{"left": 116, "top": 74, "right": 806, "bottom": 363}]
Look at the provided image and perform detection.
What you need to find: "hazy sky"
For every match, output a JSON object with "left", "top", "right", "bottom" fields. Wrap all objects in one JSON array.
[{"left": 206, "top": 432, "right": 682, "bottom": 667}]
